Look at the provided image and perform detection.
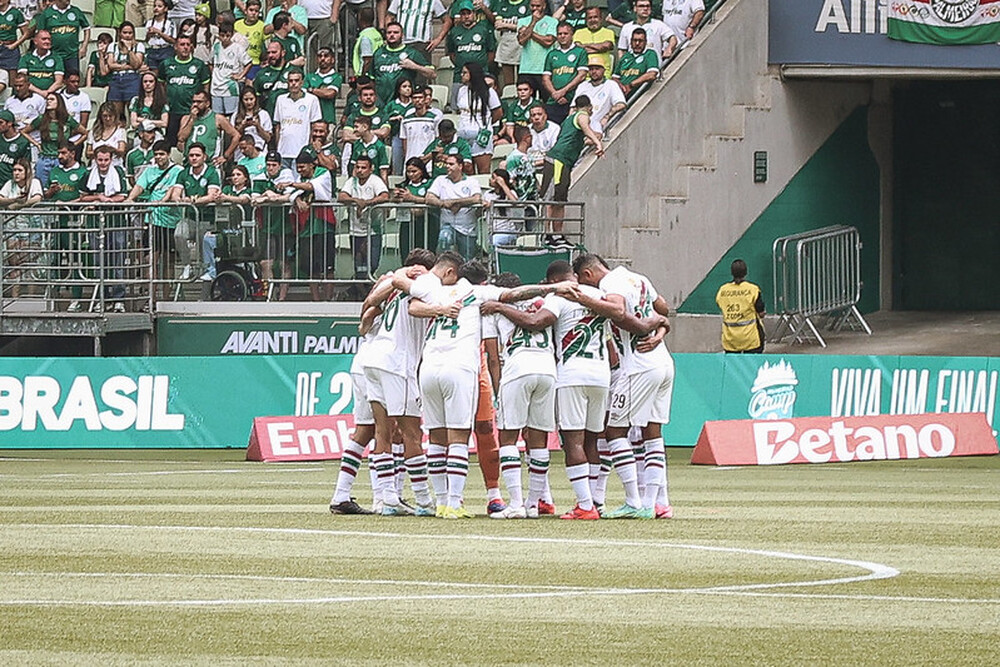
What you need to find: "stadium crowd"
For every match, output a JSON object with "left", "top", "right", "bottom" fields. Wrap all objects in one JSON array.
[
  {"left": 331, "top": 248, "right": 675, "bottom": 519},
  {"left": 0, "top": 0, "right": 709, "bottom": 303}
]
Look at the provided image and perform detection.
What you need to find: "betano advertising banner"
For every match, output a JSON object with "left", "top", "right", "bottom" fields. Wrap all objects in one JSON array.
[
  {"left": 0, "top": 354, "right": 996, "bottom": 449},
  {"left": 769, "top": 0, "right": 1000, "bottom": 69}
]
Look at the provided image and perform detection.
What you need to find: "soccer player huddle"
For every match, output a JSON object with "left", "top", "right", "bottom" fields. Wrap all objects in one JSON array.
[{"left": 329, "top": 248, "right": 674, "bottom": 520}]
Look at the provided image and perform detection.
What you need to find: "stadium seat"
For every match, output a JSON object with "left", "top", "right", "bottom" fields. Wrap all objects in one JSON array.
[
  {"left": 430, "top": 84, "right": 449, "bottom": 111},
  {"left": 501, "top": 84, "right": 517, "bottom": 100},
  {"left": 471, "top": 173, "right": 491, "bottom": 190},
  {"left": 92, "top": 26, "right": 116, "bottom": 42},
  {"left": 81, "top": 86, "right": 106, "bottom": 109},
  {"left": 387, "top": 175, "right": 405, "bottom": 188},
  {"left": 494, "top": 247, "right": 571, "bottom": 284},
  {"left": 491, "top": 143, "right": 514, "bottom": 170},
  {"left": 76, "top": 0, "right": 96, "bottom": 18},
  {"left": 435, "top": 55, "right": 453, "bottom": 88},
  {"left": 134, "top": 26, "right": 147, "bottom": 41}
]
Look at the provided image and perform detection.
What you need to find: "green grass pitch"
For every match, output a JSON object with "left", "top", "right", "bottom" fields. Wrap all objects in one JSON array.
[{"left": 1, "top": 448, "right": 999, "bottom": 665}]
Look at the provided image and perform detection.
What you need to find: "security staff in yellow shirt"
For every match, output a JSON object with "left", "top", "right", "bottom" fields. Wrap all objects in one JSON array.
[{"left": 715, "top": 259, "right": 765, "bottom": 353}]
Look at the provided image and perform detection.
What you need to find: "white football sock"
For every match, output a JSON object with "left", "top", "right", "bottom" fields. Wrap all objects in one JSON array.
[
  {"left": 642, "top": 438, "right": 666, "bottom": 509},
  {"left": 526, "top": 448, "right": 550, "bottom": 509},
  {"left": 392, "top": 442, "right": 406, "bottom": 497},
  {"left": 446, "top": 443, "right": 470, "bottom": 509},
  {"left": 331, "top": 439, "right": 366, "bottom": 504},
  {"left": 426, "top": 444, "right": 449, "bottom": 506},
  {"left": 609, "top": 437, "right": 642, "bottom": 508},
  {"left": 405, "top": 454, "right": 432, "bottom": 507},
  {"left": 498, "top": 445, "right": 523, "bottom": 509},
  {"left": 566, "top": 463, "right": 593, "bottom": 511},
  {"left": 372, "top": 452, "right": 398, "bottom": 506}
]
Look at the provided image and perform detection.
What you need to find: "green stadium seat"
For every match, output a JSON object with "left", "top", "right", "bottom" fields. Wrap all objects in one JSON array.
[{"left": 494, "top": 247, "right": 571, "bottom": 284}]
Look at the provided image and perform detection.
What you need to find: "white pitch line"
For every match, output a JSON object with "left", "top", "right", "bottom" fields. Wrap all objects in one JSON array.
[{"left": 0, "top": 522, "right": 906, "bottom": 607}]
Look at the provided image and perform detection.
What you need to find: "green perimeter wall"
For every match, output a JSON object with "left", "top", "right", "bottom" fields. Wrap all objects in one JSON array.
[
  {"left": 678, "top": 106, "right": 880, "bottom": 314},
  {"left": 1, "top": 353, "right": 996, "bottom": 449}
]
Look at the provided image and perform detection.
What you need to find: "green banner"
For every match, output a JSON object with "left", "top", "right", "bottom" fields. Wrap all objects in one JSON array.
[
  {"left": 1, "top": 354, "right": 996, "bottom": 449},
  {"left": 669, "top": 354, "right": 1000, "bottom": 446},
  {"left": 0, "top": 356, "right": 354, "bottom": 448},
  {"left": 157, "top": 317, "right": 361, "bottom": 356}
]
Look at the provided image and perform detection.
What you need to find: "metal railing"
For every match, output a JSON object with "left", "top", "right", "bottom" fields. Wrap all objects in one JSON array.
[
  {"left": 1, "top": 198, "right": 586, "bottom": 308},
  {"left": 770, "top": 225, "right": 872, "bottom": 347},
  {"left": 1, "top": 204, "right": 154, "bottom": 318}
]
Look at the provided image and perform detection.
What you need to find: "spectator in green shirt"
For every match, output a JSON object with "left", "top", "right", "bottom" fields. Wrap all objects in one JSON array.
[
  {"left": 34, "top": 0, "right": 90, "bottom": 74},
  {"left": 157, "top": 33, "right": 211, "bottom": 144},
  {"left": 18, "top": 30, "right": 64, "bottom": 96},
  {"left": 266, "top": 11, "right": 305, "bottom": 68},
  {"left": 22, "top": 92, "right": 79, "bottom": 186},
  {"left": 613, "top": 27, "right": 660, "bottom": 99},
  {"left": 86, "top": 32, "right": 113, "bottom": 89}
]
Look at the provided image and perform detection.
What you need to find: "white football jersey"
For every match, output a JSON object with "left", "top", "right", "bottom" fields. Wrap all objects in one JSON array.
[
  {"left": 599, "top": 266, "right": 670, "bottom": 375},
  {"left": 482, "top": 297, "right": 556, "bottom": 383},
  {"left": 542, "top": 284, "right": 612, "bottom": 388},
  {"left": 421, "top": 279, "right": 504, "bottom": 374}
]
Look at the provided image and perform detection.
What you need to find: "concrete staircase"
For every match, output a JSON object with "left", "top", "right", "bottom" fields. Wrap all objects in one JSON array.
[{"left": 570, "top": 0, "right": 871, "bottom": 308}]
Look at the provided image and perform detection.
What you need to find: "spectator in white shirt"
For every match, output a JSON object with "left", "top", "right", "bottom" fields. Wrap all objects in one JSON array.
[
  {"left": 427, "top": 152, "right": 482, "bottom": 259},
  {"left": 661, "top": 0, "right": 704, "bottom": 47},
  {"left": 572, "top": 56, "right": 626, "bottom": 135},
  {"left": 338, "top": 153, "right": 389, "bottom": 279},
  {"left": 272, "top": 68, "right": 322, "bottom": 169}
]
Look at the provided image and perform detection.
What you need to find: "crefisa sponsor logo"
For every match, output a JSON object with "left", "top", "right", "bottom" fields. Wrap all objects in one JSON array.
[{"left": 748, "top": 360, "right": 798, "bottom": 420}]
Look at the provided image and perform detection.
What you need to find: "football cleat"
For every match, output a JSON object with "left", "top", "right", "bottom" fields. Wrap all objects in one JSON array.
[
  {"left": 329, "top": 499, "right": 373, "bottom": 515},
  {"left": 381, "top": 504, "right": 409, "bottom": 517},
  {"left": 414, "top": 503, "right": 436, "bottom": 517},
  {"left": 604, "top": 503, "right": 643, "bottom": 519},
  {"left": 525, "top": 505, "right": 540, "bottom": 519},
  {"left": 435, "top": 504, "right": 448, "bottom": 518},
  {"left": 486, "top": 498, "right": 508, "bottom": 516},
  {"left": 634, "top": 507, "right": 655, "bottom": 519},
  {"left": 537, "top": 500, "right": 556, "bottom": 515},
  {"left": 559, "top": 504, "right": 600, "bottom": 520},
  {"left": 490, "top": 506, "right": 527, "bottom": 519},
  {"left": 655, "top": 504, "right": 674, "bottom": 519}
]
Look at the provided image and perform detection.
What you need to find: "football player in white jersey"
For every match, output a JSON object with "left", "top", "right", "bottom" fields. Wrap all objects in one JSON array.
[
  {"left": 480, "top": 272, "right": 559, "bottom": 519},
  {"left": 573, "top": 253, "right": 674, "bottom": 519},
  {"left": 357, "top": 248, "right": 439, "bottom": 516},
  {"left": 329, "top": 307, "right": 381, "bottom": 515},
  {"left": 483, "top": 261, "right": 622, "bottom": 519},
  {"left": 407, "top": 259, "right": 578, "bottom": 518}
]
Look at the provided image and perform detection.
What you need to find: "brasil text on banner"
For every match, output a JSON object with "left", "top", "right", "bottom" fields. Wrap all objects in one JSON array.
[{"left": 888, "top": 0, "right": 1000, "bottom": 45}]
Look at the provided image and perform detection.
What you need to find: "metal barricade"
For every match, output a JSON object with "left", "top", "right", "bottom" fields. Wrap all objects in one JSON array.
[
  {"left": 1, "top": 198, "right": 589, "bottom": 313},
  {"left": 1, "top": 204, "right": 153, "bottom": 317},
  {"left": 771, "top": 225, "right": 872, "bottom": 347},
  {"left": 484, "top": 200, "right": 586, "bottom": 276}
]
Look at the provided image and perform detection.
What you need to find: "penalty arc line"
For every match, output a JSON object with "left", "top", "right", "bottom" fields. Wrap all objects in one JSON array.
[{"left": 0, "top": 522, "right": 915, "bottom": 607}]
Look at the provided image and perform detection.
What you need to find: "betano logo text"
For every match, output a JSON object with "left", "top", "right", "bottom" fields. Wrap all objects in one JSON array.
[{"left": 753, "top": 419, "right": 955, "bottom": 465}]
